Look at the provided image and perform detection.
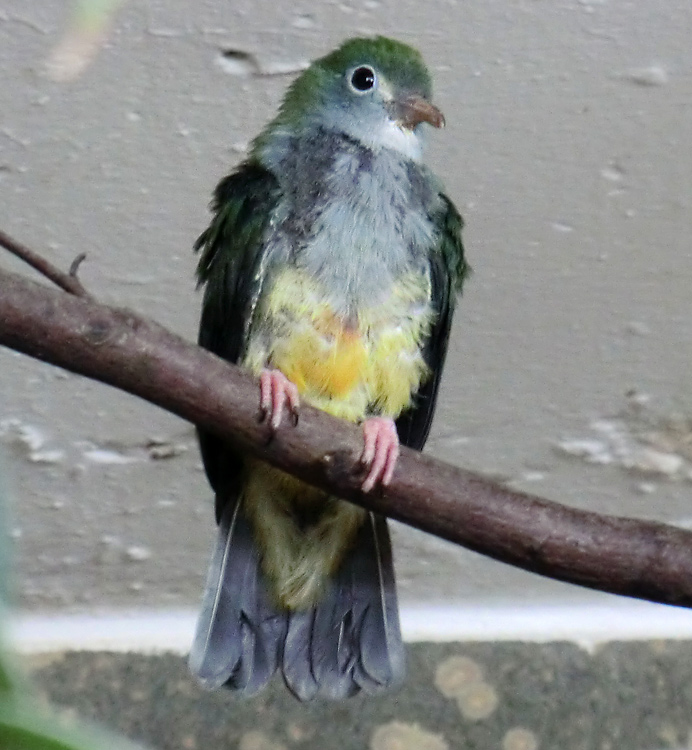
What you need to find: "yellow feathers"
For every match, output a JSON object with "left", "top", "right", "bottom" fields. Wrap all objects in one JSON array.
[
  {"left": 272, "top": 310, "right": 368, "bottom": 399},
  {"left": 243, "top": 266, "right": 432, "bottom": 422}
]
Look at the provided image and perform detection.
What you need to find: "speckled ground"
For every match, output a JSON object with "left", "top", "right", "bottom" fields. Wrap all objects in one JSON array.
[{"left": 30, "top": 642, "right": 692, "bottom": 750}]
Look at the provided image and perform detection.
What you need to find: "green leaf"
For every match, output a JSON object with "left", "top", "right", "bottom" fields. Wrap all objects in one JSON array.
[
  {"left": 0, "top": 700, "right": 147, "bottom": 750},
  {"left": 0, "top": 467, "right": 19, "bottom": 699}
]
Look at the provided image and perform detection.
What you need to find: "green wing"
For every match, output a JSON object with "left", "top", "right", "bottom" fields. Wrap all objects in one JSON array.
[
  {"left": 195, "top": 161, "right": 282, "bottom": 512},
  {"left": 395, "top": 193, "right": 469, "bottom": 451}
]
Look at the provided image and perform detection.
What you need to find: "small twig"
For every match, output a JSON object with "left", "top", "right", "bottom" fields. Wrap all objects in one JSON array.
[
  {"left": 68, "top": 252, "right": 88, "bottom": 280},
  {"left": 0, "top": 229, "right": 91, "bottom": 298}
]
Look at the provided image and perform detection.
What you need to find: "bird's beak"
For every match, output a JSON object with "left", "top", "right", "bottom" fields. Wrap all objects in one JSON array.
[{"left": 396, "top": 95, "right": 445, "bottom": 130}]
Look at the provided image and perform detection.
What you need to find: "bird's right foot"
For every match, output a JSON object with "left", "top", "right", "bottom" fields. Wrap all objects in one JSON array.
[{"left": 259, "top": 368, "right": 300, "bottom": 430}]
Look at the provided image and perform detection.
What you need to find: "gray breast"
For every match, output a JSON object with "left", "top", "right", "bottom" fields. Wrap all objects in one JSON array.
[{"left": 261, "top": 129, "right": 442, "bottom": 314}]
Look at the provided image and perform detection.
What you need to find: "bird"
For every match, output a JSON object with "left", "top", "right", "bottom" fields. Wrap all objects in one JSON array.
[{"left": 189, "top": 35, "right": 468, "bottom": 701}]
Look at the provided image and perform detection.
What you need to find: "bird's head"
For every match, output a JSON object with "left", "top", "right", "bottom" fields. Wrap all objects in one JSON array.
[{"left": 257, "top": 36, "right": 444, "bottom": 161}]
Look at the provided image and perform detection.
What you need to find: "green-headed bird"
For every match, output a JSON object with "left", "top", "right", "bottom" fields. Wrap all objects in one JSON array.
[{"left": 189, "top": 36, "right": 468, "bottom": 700}]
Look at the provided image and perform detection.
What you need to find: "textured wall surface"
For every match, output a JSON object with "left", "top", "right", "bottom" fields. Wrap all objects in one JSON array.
[{"left": 1, "top": 0, "right": 691, "bottom": 614}]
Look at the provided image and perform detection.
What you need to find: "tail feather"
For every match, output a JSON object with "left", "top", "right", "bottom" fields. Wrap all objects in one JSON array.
[
  {"left": 355, "top": 514, "right": 405, "bottom": 688},
  {"left": 188, "top": 500, "right": 285, "bottom": 694},
  {"left": 282, "top": 611, "right": 319, "bottom": 700},
  {"left": 307, "top": 574, "right": 361, "bottom": 700},
  {"left": 190, "top": 501, "right": 405, "bottom": 700}
]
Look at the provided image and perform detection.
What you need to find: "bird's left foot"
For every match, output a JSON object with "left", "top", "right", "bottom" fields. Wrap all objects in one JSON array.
[{"left": 360, "top": 416, "right": 400, "bottom": 493}]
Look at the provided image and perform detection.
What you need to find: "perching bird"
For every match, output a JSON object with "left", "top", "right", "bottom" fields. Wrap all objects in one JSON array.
[{"left": 189, "top": 36, "right": 468, "bottom": 700}]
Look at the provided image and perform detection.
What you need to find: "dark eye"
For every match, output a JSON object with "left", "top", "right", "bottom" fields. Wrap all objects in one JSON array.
[{"left": 350, "top": 66, "right": 376, "bottom": 92}]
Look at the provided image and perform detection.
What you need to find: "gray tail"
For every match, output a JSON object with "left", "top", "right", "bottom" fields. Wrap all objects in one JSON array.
[
  {"left": 189, "top": 501, "right": 405, "bottom": 701},
  {"left": 188, "top": 499, "right": 286, "bottom": 695}
]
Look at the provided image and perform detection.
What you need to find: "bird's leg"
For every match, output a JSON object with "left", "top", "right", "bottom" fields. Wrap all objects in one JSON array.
[
  {"left": 360, "top": 416, "right": 400, "bottom": 493},
  {"left": 259, "top": 368, "right": 300, "bottom": 430}
]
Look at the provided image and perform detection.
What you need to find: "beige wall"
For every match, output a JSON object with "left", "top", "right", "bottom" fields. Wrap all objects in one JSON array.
[{"left": 1, "top": 0, "right": 691, "bottom": 613}]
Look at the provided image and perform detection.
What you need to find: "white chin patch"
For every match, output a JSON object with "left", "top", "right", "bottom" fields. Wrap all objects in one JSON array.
[{"left": 363, "top": 119, "right": 424, "bottom": 161}]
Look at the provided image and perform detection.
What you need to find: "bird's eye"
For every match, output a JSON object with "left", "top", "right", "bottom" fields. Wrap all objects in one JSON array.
[{"left": 349, "top": 66, "right": 377, "bottom": 93}]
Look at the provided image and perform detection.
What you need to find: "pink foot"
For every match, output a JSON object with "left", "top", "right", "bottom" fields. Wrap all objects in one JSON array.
[
  {"left": 360, "top": 417, "right": 400, "bottom": 493},
  {"left": 259, "top": 368, "right": 300, "bottom": 430}
]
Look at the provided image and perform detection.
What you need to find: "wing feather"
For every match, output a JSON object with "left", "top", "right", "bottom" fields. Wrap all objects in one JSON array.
[
  {"left": 396, "top": 193, "right": 468, "bottom": 451},
  {"left": 194, "top": 162, "right": 282, "bottom": 512}
]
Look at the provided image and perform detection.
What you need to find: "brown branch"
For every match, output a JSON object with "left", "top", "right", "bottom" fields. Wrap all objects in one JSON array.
[
  {"left": 0, "top": 230, "right": 91, "bottom": 298},
  {"left": 2, "top": 244, "right": 692, "bottom": 609}
]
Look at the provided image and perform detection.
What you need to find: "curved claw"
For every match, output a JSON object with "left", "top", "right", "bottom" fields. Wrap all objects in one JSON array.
[
  {"left": 360, "top": 417, "right": 400, "bottom": 493},
  {"left": 259, "top": 369, "right": 300, "bottom": 430}
]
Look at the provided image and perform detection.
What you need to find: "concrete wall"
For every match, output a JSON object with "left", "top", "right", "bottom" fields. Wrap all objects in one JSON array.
[{"left": 1, "top": 0, "right": 691, "bottom": 617}]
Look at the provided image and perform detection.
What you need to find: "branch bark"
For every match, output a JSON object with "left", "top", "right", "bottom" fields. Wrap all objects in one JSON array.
[{"left": 2, "top": 249, "right": 692, "bottom": 609}]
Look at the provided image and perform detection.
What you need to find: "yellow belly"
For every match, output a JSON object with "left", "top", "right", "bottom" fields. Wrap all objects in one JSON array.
[
  {"left": 240, "top": 266, "right": 433, "bottom": 608},
  {"left": 243, "top": 266, "right": 433, "bottom": 421},
  {"left": 275, "top": 310, "right": 368, "bottom": 399}
]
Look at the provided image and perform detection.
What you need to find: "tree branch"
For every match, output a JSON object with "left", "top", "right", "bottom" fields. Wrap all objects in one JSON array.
[
  {"left": 0, "top": 230, "right": 91, "bottom": 298},
  {"left": 2, "top": 235, "right": 692, "bottom": 609}
]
